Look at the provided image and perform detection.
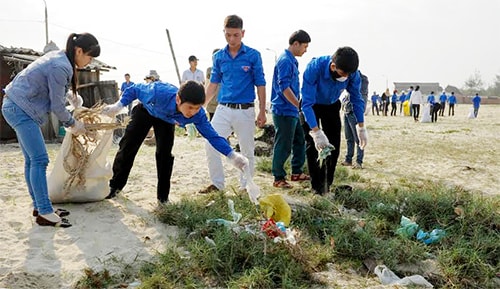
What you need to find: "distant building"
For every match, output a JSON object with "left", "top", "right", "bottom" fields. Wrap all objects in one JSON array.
[{"left": 393, "top": 82, "right": 443, "bottom": 96}]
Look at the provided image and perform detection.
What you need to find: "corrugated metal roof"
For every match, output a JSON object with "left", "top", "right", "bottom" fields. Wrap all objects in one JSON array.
[{"left": 0, "top": 44, "right": 116, "bottom": 70}]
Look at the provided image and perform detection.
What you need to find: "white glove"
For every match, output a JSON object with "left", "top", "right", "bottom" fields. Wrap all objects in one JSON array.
[
  {"left": 228, "top": 151, "right": 249, "bottom": 171},
  {"left": 102, "top": 101, "right": 124, "bottom": 117},
  {"left": 66, "top": 92, "right": 83, "bottom": 109},
  {"left": 356, "top": 124, "right": 368, "bottom": 150},
  {"left": 309, "top": 129, "right": 331, "bottom": 151},
  {"left": 65, "top": 120, "right": 86, "bottom": 136}
]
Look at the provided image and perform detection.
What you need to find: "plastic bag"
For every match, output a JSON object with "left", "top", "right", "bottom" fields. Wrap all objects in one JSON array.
[
  {"left": 258, "top": 194, "right": 291, "bottom": 226},
  {"left": 48, "top": 114, "right": 114, "bottom": 203},
  {"left": 374, "top": 265, "right": 433, "bottom": 287},
  {"left": 395, "top": 215, "right": 419, "bottom": 238},
  {"left": 420, "top": 104, "right": 431, "bottom": 123},
  {"left": 416, "top": 228, "right": 446, "bottom": 245},
  {"left": 467, "top": 107, "right": 475, "bottom": 119},
  {"left": 244, "top": 166, "right": 260, "bottom": 204}
]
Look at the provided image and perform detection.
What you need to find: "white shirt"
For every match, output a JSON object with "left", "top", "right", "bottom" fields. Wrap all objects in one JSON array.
[
  {"left": 181, "top": 68, "right": 205, "bottom": 84},
  {"left": 410, "top": 90, "right": 424, "bottom": 104}
]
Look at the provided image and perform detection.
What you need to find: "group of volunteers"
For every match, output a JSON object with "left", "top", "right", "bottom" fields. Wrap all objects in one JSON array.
[{"left": 1, "top": 14, "right": 367, "bottom": 228}]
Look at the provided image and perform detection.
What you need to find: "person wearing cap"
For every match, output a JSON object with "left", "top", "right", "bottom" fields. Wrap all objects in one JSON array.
[
  {"left": 201, "top": 14, "right": 267, "bottom": 194},
  {"left": 101, "top": 81, "right": 248, "bottom": 205},
  {"left": 301, "top": 46, "right": 367, "bottom": 195},
  {"left": 181, "top": 55, "right": 205, "bottom": 85}
]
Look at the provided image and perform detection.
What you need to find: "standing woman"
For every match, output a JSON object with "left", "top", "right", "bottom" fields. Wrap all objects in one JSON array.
[
  {"left": 1, "top": 33, "right": 100, "bottom": 227},
  {"left": 410, "top": 85, "right": 423, "bottom": 122}
]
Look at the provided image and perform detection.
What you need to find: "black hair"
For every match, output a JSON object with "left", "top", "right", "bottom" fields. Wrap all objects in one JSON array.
[
  {"left": 65, "top": 33, "right": 100, "bottom": 96},
  {"left": 178, "top": 81, "right": 205, "bottom": 105},
  {"left": 332, "top": 46, "right": 359, "bottom": 74},
  {"left": 124, "top": 73, "right": 130, "bottom": 77},
  {"left": 224, "top": 15, "right": 243, "bottom": 29},
  {"left": 415, "top": 85, "right": 420, "bottom": 91},
  {"left": 410, "top": 86, "right": 414, "bottom": 89},
  {"left": 431, "top": 91, "right": 434, "bottom": 94},
  {"left": 289, "top": 30, "right": 311, "bottom": 45}
]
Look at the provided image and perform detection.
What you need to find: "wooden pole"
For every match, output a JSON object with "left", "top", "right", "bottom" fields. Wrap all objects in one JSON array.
[{"left": 166, "top": 29, "right": 181, "bottom": 85}]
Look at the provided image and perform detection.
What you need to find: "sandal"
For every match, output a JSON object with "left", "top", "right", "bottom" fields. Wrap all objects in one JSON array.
[
  {"left": 33, "top": 208, "right": 70, "bottom": 217},
  {"left": 198, "top": 184, "right": 220, "bottom": 194},
  {"left": 35, "top": 215, "right": 72, "bottom": 228},
  {"left": 290, "top": 173, "right": 311, "bottom": 182},
  {"left": 273, "top": 179, "right": 292, "bottom": 189}
]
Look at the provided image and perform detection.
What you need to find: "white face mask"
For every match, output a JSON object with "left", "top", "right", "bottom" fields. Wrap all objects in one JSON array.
[{"left": 336, "top": 76, "right": 348, "bottom": 82}]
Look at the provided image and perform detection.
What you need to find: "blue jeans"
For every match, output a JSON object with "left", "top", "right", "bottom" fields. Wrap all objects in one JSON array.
[
  {"left": 1, "top": 97, "right": 54, "bottom": 215},
  {"left": 272, "top": 114, "right": 306, "bottom": 181},
  {"left": 343, "top": 113, "right": 363, "bottom": 165}
]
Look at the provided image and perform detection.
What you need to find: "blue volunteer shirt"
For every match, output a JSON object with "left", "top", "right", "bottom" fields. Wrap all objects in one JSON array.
[
  {"left": 391, "top": 93, "right": 398, "bottom": 103},
  {"left": 210, "top": 43, "right": 266, "bottom": 103},
  {"left": 119, "top": 82, "right": 232, "bottom": 156},
  {"left": 301, "top": 56, "right": 364, "bottom": 129},
  {"left": 439, "top": 93, "right": 447, "bottom": 103},
  {"left": 448, "top": 95, "right": 457, "bottom": 104},
  {"left": 427, "top": 94, "right": 436, "bottom": 104},
  {"left": 120, "top": 81, "right": 134, "bottom": 93},
  {"left": 271, "top": 49, "right": 300, "bottom": 117},
  {"left": 472, "top": 95, "right": 481, "bottom": 108},
  {"left": 399, "top": 93, "right": 407, "bottom": 102}
]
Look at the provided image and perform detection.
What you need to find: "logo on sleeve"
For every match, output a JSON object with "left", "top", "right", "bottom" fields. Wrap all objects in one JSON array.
[{"left": 241, "top": 66, "right": 250, "bottom": 72}]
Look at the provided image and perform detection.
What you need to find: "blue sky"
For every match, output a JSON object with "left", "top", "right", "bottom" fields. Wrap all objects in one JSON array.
[{"left": 1, "top": 0, "right": 499, "bottom": 96}]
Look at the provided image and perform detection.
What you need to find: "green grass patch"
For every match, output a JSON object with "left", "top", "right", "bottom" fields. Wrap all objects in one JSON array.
[{"left": 76, "top": 166, "right": 500, "bottom": 288}]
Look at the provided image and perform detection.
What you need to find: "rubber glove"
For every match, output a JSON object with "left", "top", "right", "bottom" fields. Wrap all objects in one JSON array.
[
  {"left": 66, "top": 92, "right": 83, "bottom": 109},
  {"left": 228, "top": 151, "right": 249, "bottom": 171},
  {"left": 309, "top": 129, "right": 331, "bottom": 151},
  {"left": 102, "top": 101, "right": 124, "bottom": 117},
  {"left": 65, "top": 120, "right": 86, "bottom": 136},
  {"left": 356, "top": 124, "right": 368, "bottom": 150}
]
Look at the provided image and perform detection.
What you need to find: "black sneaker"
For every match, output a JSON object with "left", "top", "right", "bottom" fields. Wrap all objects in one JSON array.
[{"left": 105, "top": 188, "right": 121, "bottom": 199}]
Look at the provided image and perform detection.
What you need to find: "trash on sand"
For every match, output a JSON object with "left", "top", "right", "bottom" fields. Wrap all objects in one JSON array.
[
  {"left": 374, "top": 265, "right": 433, "bottom": 288},
  {"left": 258, "top": 194, "right": 291, "bottom": 226}
]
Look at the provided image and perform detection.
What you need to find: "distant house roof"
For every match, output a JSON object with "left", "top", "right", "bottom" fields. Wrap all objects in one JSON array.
[
  {"left": 0, "top": 44, "right": 116, "bottom": 71},
  {"left": 394, "top": 82, "right": 443, "bottom": 95}
]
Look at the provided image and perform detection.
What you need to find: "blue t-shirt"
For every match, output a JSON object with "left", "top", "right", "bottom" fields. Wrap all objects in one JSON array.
[
  {"left": 301, "top": 56, "right": 364, "bottom": 129},
  {"left": 439, "top": 93, "right": 447, "bottom": 103},
  {"left": 120, "top": 82, "right": 232, "bottom": 156},
  {"left": 271, "top": 49, "right": 300, "bottom": 117},
  {"left": 121, "top": 81, "right": 134, "bottom": 93},
  {"left": 210, "top": 43, "right": 266, "bottom": 104},
  {"left": 472, "top": 95, "right": 481, "bottom": 108}
]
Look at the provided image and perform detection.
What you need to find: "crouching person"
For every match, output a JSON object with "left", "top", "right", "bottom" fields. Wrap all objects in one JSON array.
[{"left": 102, "top": 80, "right": 248, "bottom": 204}]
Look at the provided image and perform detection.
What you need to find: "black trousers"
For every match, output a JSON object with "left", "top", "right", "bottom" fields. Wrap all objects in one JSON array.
[
  {"left": 109, "top": 103, "right": 175, "bottom": 202},
  {"left": 302, "top": 101, "right": 342, "bottom": 194}
]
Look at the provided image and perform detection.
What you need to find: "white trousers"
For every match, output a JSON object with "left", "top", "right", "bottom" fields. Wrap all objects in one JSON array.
[{"left": 205, "top": 104, "right": 255, "bottom": 190}]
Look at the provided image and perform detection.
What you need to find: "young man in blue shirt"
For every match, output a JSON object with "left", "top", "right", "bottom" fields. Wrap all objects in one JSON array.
[
  {"left": 102, "top": 81, "right": 248, "bottom": 204},
  {"left": 301, "top": 47, "right": 367, "bottom": 195},
  {"left": 472, "top": 93, "right": 481, "bottom": 117},
  {"left": 202, "top": 14, "right": 267, "bottom": 193},
  {"left": 270, "top": 30, "right": 311, "bottom": 189},
  {"left": 439, "top": 91, "right": 447, "bottom": 116},
  {"left": 448, "top": 91, "right": 457, "bottom": 116}
]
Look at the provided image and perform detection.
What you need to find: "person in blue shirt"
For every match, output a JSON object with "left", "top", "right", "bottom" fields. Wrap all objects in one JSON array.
[
  {"left": 371, "top": 91, "right": 379, "bottom": 115},
  {"left": 1, "top": 33, "right": 100, "bottom": 228},
  {"left": 427, "top": 91, "right": 436, "bottom": 104},
  {"left": 120, "top": 73, "right": 135, "bottom": 115},
  {"left": 438, "top": 91, "right": 447, "bottom": 116},
  {"left": 390, "top": 89, "right": 398, "bottom": 116},
  {"left": 398, "top": 90, "right": 407, "bottom": 115},
  {"left": 102, "top": 81, "right": 248, "bottom": 204},
  {"left": 202, "top": 15, "right": 267, "bottom": 194},
  {"left": 301, "top": 47, "right": 367, "bottom": 195},
  {"left": 270, "top": 29, "right": 311, "bottom": 189},
  {"left": 359, "top": 71, "right": 369, "bottom": 115},
  {"left": 472, "top": 93, "right": 481, "bottom": 117},
  {"left": 448, "top": 91, "right": 457, "bottom": 116}
]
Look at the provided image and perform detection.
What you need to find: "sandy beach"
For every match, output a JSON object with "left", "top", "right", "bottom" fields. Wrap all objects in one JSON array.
[{"left": 0, "top": 104, "right": 498, "bottom": 288}]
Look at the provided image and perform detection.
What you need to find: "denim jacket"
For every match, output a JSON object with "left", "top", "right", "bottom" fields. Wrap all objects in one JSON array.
[{"left": 5, "top": 50, "right": 74, "bottom": 127}]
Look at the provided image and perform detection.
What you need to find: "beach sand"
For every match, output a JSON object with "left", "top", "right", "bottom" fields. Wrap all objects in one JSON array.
[{"left": 0, "top": 104, "right": 498, "bottom": 288}]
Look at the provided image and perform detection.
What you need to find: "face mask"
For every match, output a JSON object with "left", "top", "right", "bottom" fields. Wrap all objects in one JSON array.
[{"left": 330, "top": 70, "right": 348, "bottom": 82}]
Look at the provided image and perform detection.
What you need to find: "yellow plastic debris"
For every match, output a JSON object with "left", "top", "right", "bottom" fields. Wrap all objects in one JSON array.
[{"left": 258, "top": 194, "right": 291, "bottom": 226}]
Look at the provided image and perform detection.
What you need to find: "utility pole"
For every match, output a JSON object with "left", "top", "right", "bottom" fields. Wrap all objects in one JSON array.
[
  {"left": 165, "top": 29, "right": 181, "bottom": 85},
  {"left": 43, "top": 0, "right": 48, "bottom": 44}
]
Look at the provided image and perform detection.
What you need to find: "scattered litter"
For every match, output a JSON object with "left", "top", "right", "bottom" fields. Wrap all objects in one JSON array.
[
  {"left": 259, "top": 194, "right": 291, "bottom": 226},
  {"left": 204, "top": 236, "right": 216, "bottom": 247},
  {"left": 374, "top": 265, "right": 433, "bottom": 288},
  {"left": 206, "top": 199, "right": 241, "bottom": 228},
  {"left": 395, "top": 215, "right": 419, "bottom": 238},
  {"left": 417, "top": 229, "right": 446, "bottom": 245}
]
